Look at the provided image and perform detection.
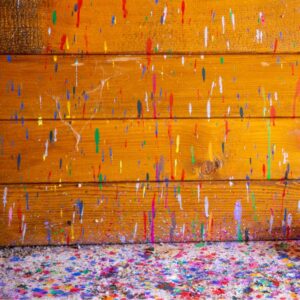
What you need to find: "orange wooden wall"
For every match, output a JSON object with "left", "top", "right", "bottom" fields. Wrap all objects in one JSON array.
[{"left": 0, "top": 0, "right": 299, "bottom": 246}]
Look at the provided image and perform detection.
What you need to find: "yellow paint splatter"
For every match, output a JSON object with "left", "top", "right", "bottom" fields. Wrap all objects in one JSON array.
[{"left": 176, "top": 135, "right": 180, "bottom": 153}]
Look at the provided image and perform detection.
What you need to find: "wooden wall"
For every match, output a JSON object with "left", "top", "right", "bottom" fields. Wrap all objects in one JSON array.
[{"left": 0, "top": 0, "right": 299, "bottom": 246}]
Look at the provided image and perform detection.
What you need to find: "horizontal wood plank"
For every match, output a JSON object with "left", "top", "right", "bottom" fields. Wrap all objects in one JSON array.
[
  {"left": 0, "top": 181, "right": 299, "bottom": 245},
  {"left": 1, "top": 54, "right": 300, "bottom": 119},
  {"left": 0, "top": 0, "right": 300, "bottom": 54},
  {"left": 0, "top": 119, "right": 299, "bottom": 182}
]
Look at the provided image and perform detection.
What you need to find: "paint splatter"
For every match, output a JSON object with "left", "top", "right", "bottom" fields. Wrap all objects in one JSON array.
[
  {"left": 122, "top": 0, "right": 128, "bottom": 18},
  {"left": 52, "top": 10, "right": 57, "bottom": 25},
  {"left": 94, "top": 128, "right": 100, "bottom": 153},
  {"left": 60, "top": 34, "right": 67, "bottom": 50},
  {"left": 137, "top": 100, "right": 143, "bottom": 118},
  {"left": 76, "top": 0, "right": 83, "bottom": 28},
  {"left": 17, "top": 154, "right": 21, "bottom": 170},
  {"left": 181, "top": 0, "right": 185, "bottom": 24}
]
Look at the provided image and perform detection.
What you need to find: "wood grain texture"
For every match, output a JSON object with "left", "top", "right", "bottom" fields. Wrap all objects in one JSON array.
[
  {"left": 0, "top": 119, "right": 298, "bottom": 183},
  {"left": 0, "top": 0, "right": 48, "bottom": 54},
  {"left": 0, "top": 181, "right": 299, "bottom": 246},
  {"left": 1, "top": 54, "right": 300, "bottom": 119},
  {"left": 1, "top": 0, "right": 300, "bottom": 54}
]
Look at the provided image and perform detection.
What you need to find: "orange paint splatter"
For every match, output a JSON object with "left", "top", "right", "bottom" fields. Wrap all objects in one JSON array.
[
  {"left": 60, "top": 34, "right": 67, "bottom": 50},
  {"left": 122, "top": 0, "right": 128, "bottom": 18},
  {"left": 270, "top": 105, "right": 276, "bottom": 126},
  {"left": 76, "top": 0, "right": 83, "bottom": 28},
  {"left": 146, "top": 38, "right": 152, "bottom": 67},
  {"left": 181, "top": 0, "right": 185, "bottom": 24}
]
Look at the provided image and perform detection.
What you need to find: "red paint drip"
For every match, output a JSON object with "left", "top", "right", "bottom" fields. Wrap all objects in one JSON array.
[
  {"left": 60, "top": 34, "right": 67, "bottom": 50},
  {"left": 181, "top": 169, "right": 185, "bottom": 181},
  {"left": 169, "top": 93, "right": 174, "bottom": 118},
  {"left": 262, "top": 163, "right": 266, "bottom": 178},
  {"left": 273, "top": 38, "right": 278, "bottom": 53},
  {"left": 153, "top": 101, "right": 157, "bottom": 119},
  {"left": 82, "top": 102, "right": 86, "bottom": 118},
  {"left": 151, "top": 193, "right": 156, "bottom": 243},
  {"left": 181, "top": 0, "right": 185, "bottom": 24},
  {"left": 152, "top": 74, "right": 156, "bottom": 95},
  {"left": 76, "top": 0, "right": 83, "bottom": 28},
  {"left": 270, "top": 105, "right": 276, "bottom": 126},
  {"left": 146, "top": 38, "right": 152, "bottom": 67},
  {"left": 292, "top": 77, "right": 300, "bottom": 117},
  {"left": 225, "top": 120, "right": 230, "bottom": 140},
  {"left": 122, "top": 0, "right": 128, "bottom": 18},
  {"left": 143, "top": 212, "right": 147, "bottom": 240}
]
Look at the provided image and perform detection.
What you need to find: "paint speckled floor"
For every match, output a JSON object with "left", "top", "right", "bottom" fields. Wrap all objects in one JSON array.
[{"left": 0, "top": 241, "right": 299, "bottom": 300}]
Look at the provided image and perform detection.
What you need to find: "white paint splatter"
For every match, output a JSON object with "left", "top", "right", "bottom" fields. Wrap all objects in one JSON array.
[
  {"left": 43, "top": 140, "right": 49, "bottom": 160},
  {"left": 133, "top": 222, "right": 138, "bottom": 240},
  {"left": 207, "top": 99, "right": 211, "bottom": 119},
  {"left": 144, "top": 92, "right": 149, "bottom": 112},
  {"left": 189, "top": 103, "right": 192, "bottom": 116},
  {"left": 204, "top": 196, "right": 209, "bottom": 217},
  {"left": 269, "top": 213, "right": 274, "bottom": 233},
  {"left": 162, "top": 6, "right": 168, "bottom": 24},
  {"left": 221, "top": 16, "right": 225, "bottom": 34},
  {"left": 298, "top": 200, "right": 300, "bottom": 212},
  {"left": 256, "top": 29, "right": 263, "bottom": 43},
  {"left": 219, "top": 76, "right": 223, "bottom": 94},
  {"left": 181, "top": 56, "right": 185, "bottom": 66},
  {"left": 3, "top": 186, "right": 7, "bottom": 208},
  {"left": 22, "top": 223, "right": 27, "bottom": 243},
  {"left": 287, "top": 214, "right": 292, "bottom": 227},
  {"left": 177, "top": 193, "right": 183, "bottom": 210},
  {"left": 204, "top": 26, "right": 208, "bottom": 48}
]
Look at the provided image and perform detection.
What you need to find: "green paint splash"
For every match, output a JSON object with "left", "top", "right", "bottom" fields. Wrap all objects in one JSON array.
[
  {"left": 237, "top": 224, "right": 243, "bottom": 241},
  {"left": 191, "top": 146, "right": 195, "bottom": 165},
  {"left": 95, "top": 128, "right": 100, "bottom": 153},
  {"left": 98, "top": 173, "right": 103, "bottom": 190},
  {"left": 52, "top": 11, "right": 57, "bottom": 25},
  {"left": 267, "top": 120, "right": 271, "bottom": 180}
]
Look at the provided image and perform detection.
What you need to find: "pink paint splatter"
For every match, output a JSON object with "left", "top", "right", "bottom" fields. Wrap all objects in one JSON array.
[
  {"left": 76, "top": 0, "right": 83, "bottom": 28},
  {"left": 60, "top": 34, "right": 67, "bottom": 50},
  {"left": 181, "top": 0, "right": 185, "bottom": 24},
  {"left": 151, "top": 194, "right": 156, "bottom": 243},
  {"left": 122, "top": 0, "right": 128, "bottom": 18},
  {"left": 270, "top": 105, "right": 276, "bottom": 126}
]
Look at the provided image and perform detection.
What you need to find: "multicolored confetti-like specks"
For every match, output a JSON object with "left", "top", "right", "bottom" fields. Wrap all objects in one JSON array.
[{"left": 0, "top": 241, "right": 299, "bottom": 299}]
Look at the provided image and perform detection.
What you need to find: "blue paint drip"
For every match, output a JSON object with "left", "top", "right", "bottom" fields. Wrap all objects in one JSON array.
[
  {"left": 25, "top": 192, "right": 29, "bottom": 210},
  {"left": 202, "top": 67, "right": 206, "bottom": 82},
  {"left": 17, "top": 153, "right": 21, "bottom": 170},
  {"left": 111, "top": 16, "right": 116, "bottom": 25},
  {"left": 7, "top": 55, "right": 12, "bottom": 63},
  {"left": 76, "top": 199, "right": 84, "bottom": 221}
]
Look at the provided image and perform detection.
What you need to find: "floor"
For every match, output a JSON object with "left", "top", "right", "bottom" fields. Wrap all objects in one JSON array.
[{"left": 0, "top": 241, "right": 299, "bottom": 299}]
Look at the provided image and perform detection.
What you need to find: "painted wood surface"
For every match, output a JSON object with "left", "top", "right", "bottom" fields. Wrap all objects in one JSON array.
[
  {"left": 0, "top": 0, "right": 300, "bottom": 54},
  {"left": 1, "top": 54, "right": 300, "bottom": 119},
  {"left": 0, "top": 182, "right": 299, "bottom": 246},
  {"left": 1, "top": 1, "right": 299, "bottom": 246},
  {"left": 0, "top": 119, "right": 298, "bottom": 183}
]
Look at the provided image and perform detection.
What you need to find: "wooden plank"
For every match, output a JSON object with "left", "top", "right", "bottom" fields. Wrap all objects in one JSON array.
[
  {"left": 1, "top": 54, "right": 300, "bottom": 119},
  {"left": 0, "top": 181, "right": 299, "bottom": 245},
  {"left": 0, "top": 119, "right": 298, "bottom": 182},
  {"left": 1, "top": 0, "right": 300, "bottom": 54}
]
